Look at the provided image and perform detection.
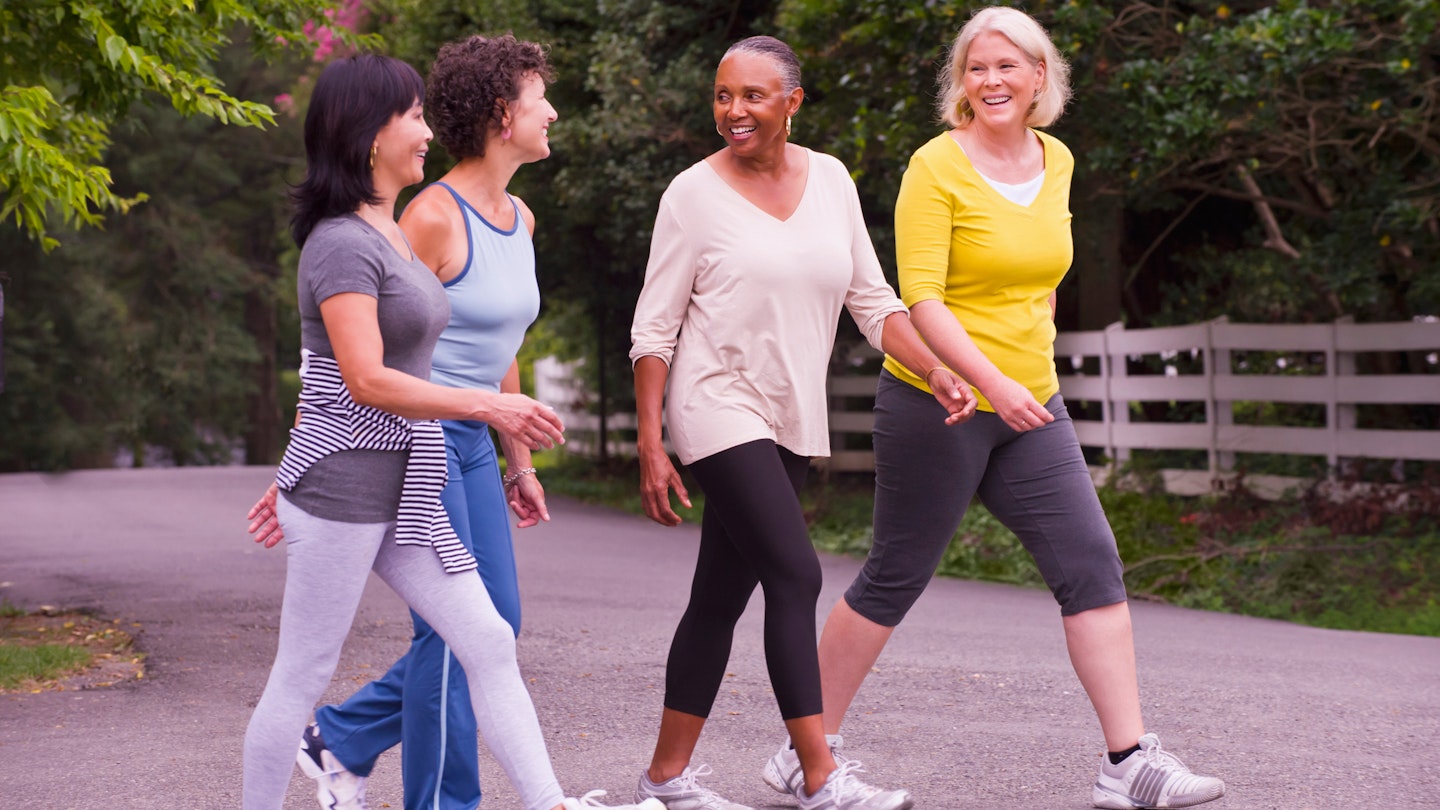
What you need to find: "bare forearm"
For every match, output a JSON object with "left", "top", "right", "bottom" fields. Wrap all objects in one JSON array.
[
  {"left": 346, "top": 367, "right": 499, "bottom": 422},
  {"left": 496, "top": 361, "right": 531, "bottom": 468},
  {"left": 909, "top": 300, "right": 1008, "bottom": 394},
  {"left": 878, "top": 312, "right": 950, "bottom": 381},
  {"left": 633, "top": 356, "right": 670, "bottom": 450}
]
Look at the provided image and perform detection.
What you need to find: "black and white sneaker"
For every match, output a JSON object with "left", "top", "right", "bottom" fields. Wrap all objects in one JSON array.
[{"left": 296, "top": 722, "right": 369, "bottom": 810}]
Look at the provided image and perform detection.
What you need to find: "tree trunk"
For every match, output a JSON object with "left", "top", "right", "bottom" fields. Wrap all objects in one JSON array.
[
  {"left": 242, "top": 221, "right": 281, "bottom": 466},
  {"left": 1068, "top": 169, "right": 1123, "bottom": 330}
]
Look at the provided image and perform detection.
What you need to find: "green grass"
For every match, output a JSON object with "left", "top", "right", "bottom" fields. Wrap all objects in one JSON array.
[
  {"left": 0, "top": 645, "right": 93, "bottom": 690},
  {"left": 539, "top": 452, "right": 1440, "bottom": 637}
]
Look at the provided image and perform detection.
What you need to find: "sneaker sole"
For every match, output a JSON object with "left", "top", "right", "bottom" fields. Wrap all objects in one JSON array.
[{"left": 1093, "top": 782, "right": 1225, "bottom": 809}]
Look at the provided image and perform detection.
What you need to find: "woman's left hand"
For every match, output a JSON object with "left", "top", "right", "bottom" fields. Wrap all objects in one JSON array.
[
  {"left": 926, "top": 368, "right": 979, "bottom": 426},
  {"left": 507, "top": 473, "right": 549, "bottom": 529},
  {"left": 247, "top": 483, "right": 284, "bottom": 548}
]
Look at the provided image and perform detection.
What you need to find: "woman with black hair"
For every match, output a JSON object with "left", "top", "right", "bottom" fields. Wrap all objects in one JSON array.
[
  {"left": 293, "top": 35, "right": 561, "bottom": 810},
  {"left": 240, "top": 52, "right": 660, "bottom": 810}
]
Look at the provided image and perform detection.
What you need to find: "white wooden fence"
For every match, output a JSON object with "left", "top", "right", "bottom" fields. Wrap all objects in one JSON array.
[
  {"left": 537, "top": 317, "right": 1440, "bottom": 491},
  {"left": 1051, "top": 317, "right": 1439, "bottom": 479}
]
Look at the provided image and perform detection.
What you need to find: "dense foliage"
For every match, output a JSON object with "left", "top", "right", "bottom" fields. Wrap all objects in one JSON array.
[
  {"left": 780, "top": 0, "right": 1440, "bottom": 326},
  {"left": 2, "top": 0, "right": 1435, "bottom": 469},
  {"left": 0, "top": 39, "right": 307, "bottom": 468},
  {"left": 0, "top": 0, "right": 366, "bottom": 249}
]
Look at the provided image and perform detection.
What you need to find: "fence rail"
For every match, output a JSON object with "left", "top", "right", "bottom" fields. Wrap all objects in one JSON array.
[{"left": 537, "top": 317, "right": 1440, "bottom": 491}]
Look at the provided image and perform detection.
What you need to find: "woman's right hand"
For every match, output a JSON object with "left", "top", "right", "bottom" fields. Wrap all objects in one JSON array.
[
  {"left": 483, "top": 393, "right": 566, "bottom": 451},
  {"left": 638, "top": 444, "right": 691, "bottom": 526},
  {"left": 982, "top": 375, "right": 1054, "bottom": 433},
  {"left": 247, "top": 483, "right": 284, "bottom": 549}
]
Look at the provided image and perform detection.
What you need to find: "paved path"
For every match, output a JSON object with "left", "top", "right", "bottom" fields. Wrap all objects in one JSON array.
[{"left": 0, "top": 467, "right": 1436, "bottom": 809}]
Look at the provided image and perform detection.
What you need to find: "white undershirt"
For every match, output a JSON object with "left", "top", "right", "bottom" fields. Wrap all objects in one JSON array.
[
  {"left": 958, "top": 144, "right": 1045, "bottom": 206},
  {"left": 978, "top": 170, "right": 1044, "bottom": 206}
]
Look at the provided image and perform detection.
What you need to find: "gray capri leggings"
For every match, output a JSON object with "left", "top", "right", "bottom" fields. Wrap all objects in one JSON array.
[
  {"left": 242, "top": 493, "right": 564, "bottom": 810},
  {"left": 844, "top": 370, "right": 1127, "bottom": 625}
]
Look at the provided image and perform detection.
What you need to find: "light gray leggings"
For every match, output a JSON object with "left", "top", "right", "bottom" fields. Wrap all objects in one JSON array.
[{"left": 242, "top": 492, "right": 564, "bottom": 810}]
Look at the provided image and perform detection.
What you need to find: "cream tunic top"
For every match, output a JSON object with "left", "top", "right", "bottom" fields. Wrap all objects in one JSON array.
[{"left": 630, "top": 148, "right": 907, "bottom": 465}]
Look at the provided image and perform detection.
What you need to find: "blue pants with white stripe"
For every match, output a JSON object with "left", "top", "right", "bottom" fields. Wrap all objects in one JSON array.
[{"left": 315, "top": 420, "right": 521, "bottom": 810}]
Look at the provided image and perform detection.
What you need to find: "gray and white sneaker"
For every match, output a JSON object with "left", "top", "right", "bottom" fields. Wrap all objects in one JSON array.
[
  {"left": 1093, "top": 733, "right": 1225, "bottom": 809},
  {"left": 296, "top": 722, "right": 369, "bottom": 810},
  {"left": 761, "top": 734, "right": 849, "bottom": 795},
  {"left": 795, "top": 760, "right": 913, "bottom": 810},
  {"left": 563, "top": 789, "right": 667, "bottom": 809},
  {"left": 637, "top": 764, "right": 752, "bottom": 810}
]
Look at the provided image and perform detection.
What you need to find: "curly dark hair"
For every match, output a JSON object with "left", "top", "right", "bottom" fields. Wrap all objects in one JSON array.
[{"left": 425, "top": 34, "right": 553, "bottom": 159}]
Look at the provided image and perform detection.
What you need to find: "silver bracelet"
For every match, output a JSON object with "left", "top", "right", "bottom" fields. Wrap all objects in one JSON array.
[{"left": 502, "top": 466, "right": 537, "bottom": 487}]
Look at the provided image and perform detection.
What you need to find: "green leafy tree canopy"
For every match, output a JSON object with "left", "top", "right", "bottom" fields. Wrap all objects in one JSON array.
[{"left": 0, "top": 0, "right": 372, "bottom": 249}]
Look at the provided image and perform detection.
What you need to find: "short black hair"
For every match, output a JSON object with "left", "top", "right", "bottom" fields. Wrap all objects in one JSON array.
[{"left": 290, "top": 54, "right": 426, "bottom": 247}]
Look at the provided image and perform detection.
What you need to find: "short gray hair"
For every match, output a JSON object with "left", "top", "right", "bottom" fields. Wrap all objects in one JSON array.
[{"left": 721, "top": 35, "right": 803, "bottom": 95}]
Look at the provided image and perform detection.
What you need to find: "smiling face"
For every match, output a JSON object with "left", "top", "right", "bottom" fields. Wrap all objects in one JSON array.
[
  {"left": 962, "top": 31, "right": 1046, "bottom": 134},
  {"left": 372, "top": 99, "right": 432, "bottom": 190},
  {"left": 712, "top": 51, "right": 801, "bottom": 157},
  {"left": 502, "top": 72, "right": 558, "bottom": 162}
]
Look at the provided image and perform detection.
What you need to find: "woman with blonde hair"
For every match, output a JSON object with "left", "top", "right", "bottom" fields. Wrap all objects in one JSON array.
[{"left": 774, "top": 8, "right": 1226, "bottom": 809}]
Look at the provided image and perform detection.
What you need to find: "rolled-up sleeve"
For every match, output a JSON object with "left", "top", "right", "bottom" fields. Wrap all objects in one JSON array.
[
  {"left": 841, "top": 171, "right": 907, "bottom": 352},
  {"left": 629, "top": 196, "right": 697, "bottom": 367},
  {"left": 894, "top": 153, "right": 953, "bottom": 307}
]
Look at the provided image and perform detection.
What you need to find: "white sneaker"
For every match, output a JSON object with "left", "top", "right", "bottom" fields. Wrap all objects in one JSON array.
[
  {"left": 295, "top": 722, "right": 369, "bottom": 810},
  {"left": 1093, "top": 733, "right": 1225, "bottom": 808},
  {"left": 564, "top": 789, "right": 667, "bottom": 809},
  {"left": 637, "top": 764, "right": 753, "bottom": 810},
  {"left": 761, "top": 734, "right": 848, "bottom": 795},
  {"left": 795, "top": 760, "right": 913, "bottom": 810}
]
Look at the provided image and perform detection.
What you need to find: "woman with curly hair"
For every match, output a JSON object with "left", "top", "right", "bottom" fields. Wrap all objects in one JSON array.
[{"left": 248, "top": 37, "right": 659, "bottom": 810}]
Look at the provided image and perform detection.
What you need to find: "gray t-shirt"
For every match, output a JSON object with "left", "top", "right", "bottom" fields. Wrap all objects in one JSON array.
[{"left": 286, "top": 214, "right": 451, "bottom": 522}]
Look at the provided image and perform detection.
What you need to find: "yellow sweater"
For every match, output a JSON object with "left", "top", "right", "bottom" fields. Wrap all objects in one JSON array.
[{"left": 882, "top": 130, "right": 1074, "bottom": 411}]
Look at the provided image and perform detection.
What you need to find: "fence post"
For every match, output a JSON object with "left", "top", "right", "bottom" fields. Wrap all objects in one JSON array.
[
  {"left": 1331, "top": 315, "right": 1355, "bottom": 479},
  {"left": 1208, "top": 315, "right": 1233, "bottom": 481},
  {"left": 1103, "top": 321, "right": 1126, "bottom": 467}
]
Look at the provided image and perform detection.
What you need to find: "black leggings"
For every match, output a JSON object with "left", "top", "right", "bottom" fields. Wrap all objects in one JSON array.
[{"left": 664, "top": 439, "right": 823, "bottom": 720}]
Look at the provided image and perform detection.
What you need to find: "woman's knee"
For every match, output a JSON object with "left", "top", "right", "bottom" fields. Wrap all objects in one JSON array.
[
  {"left": 445, "top": 618, "right": 518, "bottom": 674},
  {"left": 842, "top": 577, "right": 923, "bottom": 628},
  {"left": 759, "top": 548, "right": 822, "bottom": 606}
]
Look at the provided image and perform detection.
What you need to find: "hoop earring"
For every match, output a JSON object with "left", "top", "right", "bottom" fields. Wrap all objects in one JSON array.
[
  {"left": 369, "top": 144, "right": 377, "bottom": 171},
  {"left": 716, "top": 124, "right": 725, "bottom": 138},
  {"left": 785, "top": 115, "right": 792, "bottom": 137}
]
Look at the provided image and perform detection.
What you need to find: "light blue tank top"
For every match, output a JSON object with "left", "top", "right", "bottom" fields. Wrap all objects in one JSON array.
[{"left": 425, "top": 182, "right": 541, "bottom": 392}]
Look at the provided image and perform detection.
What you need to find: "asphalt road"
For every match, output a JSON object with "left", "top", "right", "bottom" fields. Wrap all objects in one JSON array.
[{"left": 0, "top": 466, "right": 1436, "bottom": 809}]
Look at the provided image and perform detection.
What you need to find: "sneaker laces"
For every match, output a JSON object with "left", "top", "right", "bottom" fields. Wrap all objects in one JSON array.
[
  {"left": 1136, "top": 736, "right": 1193, "bottom": 774},
  {"left": 667, "top": 763, "right": 717, "bottom": 792},
  {"left": 659, "top": 765, "right": 734, "bottom": 808},
  {"left": 824, "top": 759, "right": 884, "bottom": 801}
]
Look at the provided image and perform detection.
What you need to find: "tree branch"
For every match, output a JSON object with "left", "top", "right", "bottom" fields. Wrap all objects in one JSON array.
[{"left": 1234, "top": 163, "right": 1301, "bottom": 259}]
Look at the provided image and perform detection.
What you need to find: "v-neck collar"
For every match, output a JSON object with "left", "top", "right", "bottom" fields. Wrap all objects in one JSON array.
[
  {"left": 702, "top": 148, "right": 812, "bottom": 224},
  {"left": 946, "top": 130, "right": 1050, "bottom": 211}
]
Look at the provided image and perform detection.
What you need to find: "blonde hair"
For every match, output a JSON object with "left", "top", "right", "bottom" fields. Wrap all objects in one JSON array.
[{"left": 935, "top": 6, "right": 1071, "bottom": 129}]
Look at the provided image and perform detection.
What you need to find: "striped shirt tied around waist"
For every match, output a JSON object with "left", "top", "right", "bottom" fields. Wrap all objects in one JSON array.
[{"left": 276, "top": 350, "right": 477, "bottom": 574}]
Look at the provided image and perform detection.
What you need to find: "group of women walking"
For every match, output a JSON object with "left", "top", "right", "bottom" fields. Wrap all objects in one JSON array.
[{"left": 243, "top": 8, "right": 1226, "bottom": 810}]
